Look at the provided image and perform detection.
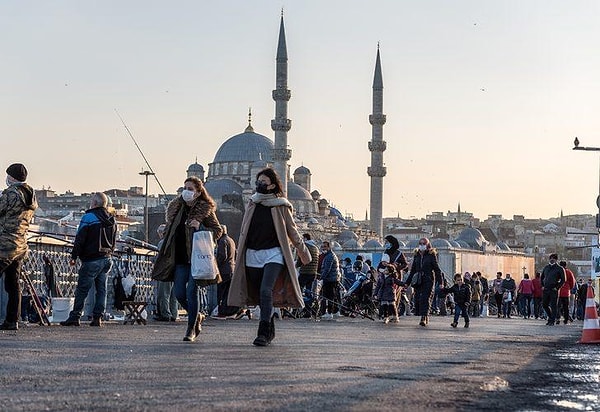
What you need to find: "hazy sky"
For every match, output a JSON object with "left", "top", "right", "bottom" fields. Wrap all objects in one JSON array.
[{"left": 2, "top": 1, "right": 600, "bottom": 221}]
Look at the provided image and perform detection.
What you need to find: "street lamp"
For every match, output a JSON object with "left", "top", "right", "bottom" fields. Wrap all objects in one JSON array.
[
  {"left": 572, "top": 138, "right": 600, "bottom": 229},
  {"left": 139, "top": 170, "right": 155, "bottom": 243}
]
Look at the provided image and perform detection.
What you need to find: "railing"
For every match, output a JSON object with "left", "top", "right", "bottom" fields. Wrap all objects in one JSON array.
[{"left": 9, "top": 240, "right": 158, "bottom": 316}]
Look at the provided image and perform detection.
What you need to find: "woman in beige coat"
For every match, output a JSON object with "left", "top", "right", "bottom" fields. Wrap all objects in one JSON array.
[{"left": 228, "top": 168, "right": 311, "bottom": 346}]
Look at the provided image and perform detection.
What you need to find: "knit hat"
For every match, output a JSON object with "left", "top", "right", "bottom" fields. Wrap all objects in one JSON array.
[{"left": 6, "top": 163, "right": 27, "bottom": 182}]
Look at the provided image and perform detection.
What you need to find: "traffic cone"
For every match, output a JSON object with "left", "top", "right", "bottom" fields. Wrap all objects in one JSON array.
[{"left": 579, "top": 285, "right": 600, "bottom": 344}]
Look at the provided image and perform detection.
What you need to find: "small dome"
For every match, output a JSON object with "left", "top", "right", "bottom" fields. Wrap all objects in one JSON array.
[
  {"left": 342, "top": 239, "right": 361, "bottom": 249},
  {"left": 310, "top": 190, "right": 321, "bottom": 200},
  {"left": 330, "top": 241, "right": 342, "bottom": 250},
  {"left": 187, "top": 162, "right": 204, "bottom": 173},
  {"left": 431, "top": 239, "right": 452, "bottom": 249},
  {"left": 456, "top": 240, "right": 471, "bottom": 249},
  {"left": 293, "top": 165, "right": 311, "bottom": 175},
  {"left": 287, "top": 182, "right": 314, "bottom": 201},
  {"left": 338, "top": 230, "right": 358, "bottom": 241},
  {"left": 204, "top": 179, "right": 243, "bottom": 202},
  {"left": 449, "top": 240, "right": 461, "bottom": 248},
  {"left": 363, "top": 239, "right": 383, "bottom": 249},
  {"left": 455, "top": 228, "right": 487, "bottom": 249}
]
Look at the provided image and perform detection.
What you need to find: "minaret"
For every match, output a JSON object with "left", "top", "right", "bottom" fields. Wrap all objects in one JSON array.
[
  {"left": 367, "top": 45, "right": 386, "bottom": 237},
  {"left": 271, "top": 12, "right": 292, "bottom": 197}
]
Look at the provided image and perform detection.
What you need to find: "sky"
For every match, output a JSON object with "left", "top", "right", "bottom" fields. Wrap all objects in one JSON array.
[{"left": 2, "top": 1, "right": 600, "bottom": 221}]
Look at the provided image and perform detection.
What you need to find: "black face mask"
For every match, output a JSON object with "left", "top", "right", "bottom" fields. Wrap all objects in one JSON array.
[{"left": 255, "top": 181, "right": 270, "bottom": 194}]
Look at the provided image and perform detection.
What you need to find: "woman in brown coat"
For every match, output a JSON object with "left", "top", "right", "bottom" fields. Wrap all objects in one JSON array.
[
  {"left": 152, "top": 176, "right": 222, "bottom": 342},
  {"left": 228, "top": 168, "right": 311, "bottom": 346}
]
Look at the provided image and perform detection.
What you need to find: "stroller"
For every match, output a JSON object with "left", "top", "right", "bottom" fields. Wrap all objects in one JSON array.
[{"left": 340, "top": 269, "right": 377, "bottom": 319}]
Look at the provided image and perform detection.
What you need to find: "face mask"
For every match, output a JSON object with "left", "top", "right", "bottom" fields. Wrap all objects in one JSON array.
[
  {"left": 549, "top": 260, "right": 556, "bottom": 265},
  {"left": 418, "top": 244, "right": 427, "bottom": 252},
  {"left": 255, "top": 181, "right": 270, "bottom": 194},
  {"left": 384, "top": 242, "right": 391, "bottom": 249},
  {"left": 181, "top": 189, "right": 195, "bottom": 202}
]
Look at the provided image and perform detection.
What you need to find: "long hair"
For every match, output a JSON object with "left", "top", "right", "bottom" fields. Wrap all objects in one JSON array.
[
  {"left": 256, "top": 167, "right": 284, "bottom": 196},
  {"left": 184, "top": 176, "right": 216, "bottom": 207}
]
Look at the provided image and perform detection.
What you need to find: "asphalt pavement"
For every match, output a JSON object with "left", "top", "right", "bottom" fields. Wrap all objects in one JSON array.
[{"left": 0, "top": 314, "right": 591, "bottom": 411}]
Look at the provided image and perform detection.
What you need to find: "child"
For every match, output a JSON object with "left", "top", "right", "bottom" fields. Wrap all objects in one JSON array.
[
  {"left": 373, "top": 263, "right": 404, "bottom": 323},
  {"left": 442, "top": 273, "right": 472, "bottom": 328}
]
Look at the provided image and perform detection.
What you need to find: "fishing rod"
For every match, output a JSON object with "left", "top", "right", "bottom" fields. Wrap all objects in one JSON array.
[{"left": 114, "top": 108, "right": 170, "bottom": 199}]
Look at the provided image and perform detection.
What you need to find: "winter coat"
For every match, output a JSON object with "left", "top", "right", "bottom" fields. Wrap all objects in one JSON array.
[
  {"left": 532, "top": 277, "right": 543, "bottom": 298},
  {"left": 406, "top": 249, "right": 442, "bottom": 316},
  {"left": 151, "top": 196, "right": 223, "bottom": 285},
  {"left": 471, "top": 281, "right": 482, "bottom": 301},
  {"left": 501, "top": 278, "right": 516, "bottom": 294},
  {"left": 385, "top": 249, "right": 408, "bottom": 274},
  {"left": 559, "top": 268, "right": 575, "bottom": 298},
  {"left": 443, "top": 283, "right": 472, "bottom": 306},
  {"left": 518, "top": 279, "right": 534, "bottom": 295},
  {"left": 541, "top": 264, "right": 565, "bottom": 291},
  {"left": 320, "top": 250, "right": 341, "bottom": 283},
  {"left": 71, "top": 207, "right": 117, "bottom": 262},
  {"left": 216, "top": 233, "right": 236, "bottom": 282},
  {"left": 373, "top": 273, "right": 403, "bottom": 302},
  {"left": 228, "top": 198, "right": 311, "bottom": 308},
  {"left": 0, "top": 183, "right": 37, "bottom": 260},
  {"left": 297, "top": 240, "right": 319, "bottom": 277}
]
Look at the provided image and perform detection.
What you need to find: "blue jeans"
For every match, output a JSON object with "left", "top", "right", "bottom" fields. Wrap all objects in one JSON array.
[
  {"left": 70, "top": 258, "right": 112, "bottom": 319},
  {"left": 454, "top": 303, "right": 469, "bottom": 324},
  {"left": 174, "top": 264, "right": 201, "bottom": 328}
]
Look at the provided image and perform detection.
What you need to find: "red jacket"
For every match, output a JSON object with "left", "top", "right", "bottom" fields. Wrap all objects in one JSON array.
[
  {"left": 518, "top": 279, "right": 534, "bottom": 295},
  {"left": 559, "top": 268, "right": 575, "bottom": 298},
  {"left": 532, "top": 277, "right": 543, "bottom": 298}
]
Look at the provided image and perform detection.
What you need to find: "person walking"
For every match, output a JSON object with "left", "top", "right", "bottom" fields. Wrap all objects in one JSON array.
[
  {"left": 557, "top": 261, "right": 575, "bottom": 325},
  {"left": 405, "top": 237, "right": 442, "bottom": 327},
  {"left": 517, "top": 273, "right": 534, "bottom": 319},
  {"left": 0, "top": 163, "right": 37, "bottom": 330},
  {"left": 532, "top": 272, "right": 544, "bottom": 319},
  {"left": 60, "top": 192, "right": 116, "bottom": 327},
  {"left": 501, "top": 273, "right": 516, "bottom": 318},
  {"left": 492, "top": 272, "right": 504, "bottom": 318},
  {"left": 153, "top": 224, "right": 179, "bottom": 321},
  {"left": 442, "top": 273, "right": 472, "bottom": 328},
  {"left": 228, "top": 168, "right": 311, "bottom": 346},
  {"left": 373, "top": 262, "right": 404, "bottom": 323},
  {"left": 319, "top": 240, "right": 341, "bottom": 320},
  {"left": 541, "top": 253, "right": 566, "bottom": 326},
  {"left": 215, "top": 224, "right": 239, "bottom": 318},
  {"left": 151, "top": 176, "right": 223, "bottom": 342}
]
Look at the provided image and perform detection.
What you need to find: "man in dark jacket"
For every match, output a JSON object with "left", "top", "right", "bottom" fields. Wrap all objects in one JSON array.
[
  {"left": 0, "top": 163, "right": 37, "bottom": 330},
  {"left": 541, "top": 253, "right": 566, "bottom": 326},
  {"left": 215, "top": 225, "right": 239, "bottom": 318},
  {"left": 501, "top": 273, "right": 517, "bottom": 318},
  {"left": 61, "top": 192, "right": 116, "bottom": 327},
  {"left": 319, "top": 241, "right": 341, "bottom": 319}
]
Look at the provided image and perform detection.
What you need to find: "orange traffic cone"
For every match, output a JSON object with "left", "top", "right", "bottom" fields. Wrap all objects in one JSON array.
[{"left": 579, "top": 285, "right": 600, "bottom": 344}]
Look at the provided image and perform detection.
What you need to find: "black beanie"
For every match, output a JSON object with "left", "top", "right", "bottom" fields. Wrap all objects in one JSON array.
[{"left": 6, "top": 163, "right": 27, "bottom": 182}]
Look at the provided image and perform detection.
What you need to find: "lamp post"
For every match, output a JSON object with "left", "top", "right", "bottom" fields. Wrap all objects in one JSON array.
[
  {"left": 572, "top": 138, "right": 600, "bottom": 229},
  {"left": 139, "top": 170, "right": 155, "bottom": 243}
]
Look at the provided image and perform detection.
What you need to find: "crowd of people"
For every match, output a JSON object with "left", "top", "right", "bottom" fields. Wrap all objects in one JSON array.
[{"left": 1, "top": 163, "right": 597, "bottom": 346}]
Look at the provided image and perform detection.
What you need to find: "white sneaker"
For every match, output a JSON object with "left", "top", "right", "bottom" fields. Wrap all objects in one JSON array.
[{"left": 322, "top": 313, "right": 333, "bottom": 320}]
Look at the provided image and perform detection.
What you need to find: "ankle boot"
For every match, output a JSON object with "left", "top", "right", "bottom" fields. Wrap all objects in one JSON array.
[
  {"left": 419, "top": 316, "right": 426, "bottom": 327},
  {"left": 183, "top": 324, "right": 196, "bottom": 342},
  {"left": 0, "top": 321, "right": 18, "bottom": 330},
  {"left": 253, "top": 321, "right": 271, "bottom": 346},
  {"left": 90, "top": 316, "right": 103, "bottom": 327},
  {"left": 194, "top": 313, "right": 204, "bottom": 337},
  {"left": 60, "top": 317, "right": 80, "bottom": 327}
]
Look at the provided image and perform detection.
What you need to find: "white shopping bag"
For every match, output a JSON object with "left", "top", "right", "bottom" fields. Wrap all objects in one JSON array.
[
  {"left": 481, "top": 303, "right": 489, "bottom": 318},
  {"left": 190, "top": 231, "right": 219, "bottom": 280}
]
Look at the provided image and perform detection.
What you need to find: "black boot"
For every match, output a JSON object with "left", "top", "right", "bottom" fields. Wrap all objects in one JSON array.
[
  {"left": 90, "top": 316, "right": 103, "bottom": 327},
  {"left": 183, "top": 324, "right": 196, "bottom": 342},
  {"left": 0, "top": 321, "right": 18, "bottom": 330},
  {"left": 419, "top": 316, "right": 426, "bottom": 327},
  {"left": 253, "top": 321, "right": 271, "bottom": 346},
  {"left": 60, "top": 317, "right": 81, "bottom": 327}
]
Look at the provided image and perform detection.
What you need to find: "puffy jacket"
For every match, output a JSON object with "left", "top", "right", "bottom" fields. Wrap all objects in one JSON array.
[
  {"left": 0, "top": 183, "right": 37, "bottom": 260},
  {"left": 297, "top": 240, "right": 319, "bottom": 277},
  {"left": 374, "top": 273, "right": 403, "bottom": 301},
  {"left": 71, "top": 207, "right": 116, "bottom": 262},
  {"left": 320, "top": 251, "right": 341, "bottom": 283}
]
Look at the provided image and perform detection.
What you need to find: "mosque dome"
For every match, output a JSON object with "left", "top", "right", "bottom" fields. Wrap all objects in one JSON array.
[
  {"left": 455, "top": 228, "right": 487, "bottom": 249},
  {"left": 213, "top": 125, "right": 273, "bottom": 164},
  {"left": 363, "top": 239, "right": 383, "bottom": 249},
  {"left": 338, "top": 230, "right": 358, "bottom": 242},
  {"left": 449, "top": 240, "right": 462, "bottom": 248},
  {"left": 294, "top": 165, "right": 311, "bottom": 175},
  {"left": 342, "top": 239, "right": 362, "bottom": 249},
  {"left": 187, "top": 162, "right": 204, "bottom": 174},
  {"left": 204, "top": 179, "right": 243, "bottom": 203},
  {"left": 287, "top": 182, "right": 313, "bottom": 201},
  {"left": 330, "top": 241, "right": 342, "bottom": 250},
  {"left": 431, "top": 239, "right": 452, "bottom": 249}
]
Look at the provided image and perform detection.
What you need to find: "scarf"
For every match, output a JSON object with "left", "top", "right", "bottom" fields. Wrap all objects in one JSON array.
[{"left": 251, "top": 192, "right": 292, "bottom": 208}]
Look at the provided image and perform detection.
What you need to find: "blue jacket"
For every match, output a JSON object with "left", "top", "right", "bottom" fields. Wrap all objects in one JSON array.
[
  {"left": 71, "top": 207, "right": 116, "bottom": 262},
  {"left": 320, "top": 251, "right": 340, "bottom": 283}
]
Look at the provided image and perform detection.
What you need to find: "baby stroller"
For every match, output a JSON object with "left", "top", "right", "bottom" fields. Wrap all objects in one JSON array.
[{"left": 341, "top": 269, "right": 378, "bottom": 319}]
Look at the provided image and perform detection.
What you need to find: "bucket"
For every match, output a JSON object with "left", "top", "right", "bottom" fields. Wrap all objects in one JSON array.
[{"left": 51, "top": 298, "right": 74, "bottom": 323}]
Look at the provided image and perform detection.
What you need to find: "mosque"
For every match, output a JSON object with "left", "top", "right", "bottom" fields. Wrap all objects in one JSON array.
[{"left": 182, "top": 14, "right": 383, "bottom": 244}]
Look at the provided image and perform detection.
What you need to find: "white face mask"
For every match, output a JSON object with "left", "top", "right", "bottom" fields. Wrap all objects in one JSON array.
[
  {"left": 418, "top": 244, "right": 427, "bottom": 252},
  {"left": 181, "top": 189, "right": 196, "bottom": 202}
]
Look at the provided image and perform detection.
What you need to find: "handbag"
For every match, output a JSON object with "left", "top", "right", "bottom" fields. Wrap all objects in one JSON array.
[
  {"left": 190, "top": 231, "right": 219, "bottom": 280},
  {"left": 411, "top": 272, "right": 423, "bottom": 287}
]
